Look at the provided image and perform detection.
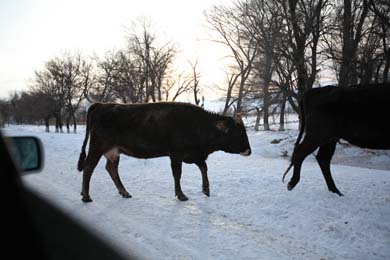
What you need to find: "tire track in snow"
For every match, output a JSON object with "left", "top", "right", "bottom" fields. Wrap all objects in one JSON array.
[
  {"left": 24, "top": 175, "right": 207, "bottom": 260},
  {"left": 23, "top": 157, "right": 388, "bottom": 260},
  {"left": 111, "top": 162, "right": 340, "bottom": 260},
  {"left": 101, "top": 188, "right": 333, "bottom": 260},
  {"left": 177, "top": 201, "right": 332, "bottom": 260}
]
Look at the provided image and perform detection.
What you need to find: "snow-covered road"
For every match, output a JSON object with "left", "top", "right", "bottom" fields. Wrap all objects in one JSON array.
[{"left": 4, "top": 125, "right": 390, "bottom": 260}]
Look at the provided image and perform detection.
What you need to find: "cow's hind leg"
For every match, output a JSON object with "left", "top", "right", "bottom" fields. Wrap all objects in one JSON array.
[
  {"left": 81, "top": 151, "right": 103, "bottom": 203},
  {"left": 105, "top": 156, "right": 132, "bottom": 198},
  {"left": 288, "top": 136, "right": 319, "bottom": 191},
  {"left": 316, "top": 141, "right": 343, "bottom": 196},
  {"left": 170, "top": 157, "right": 188, "bottom": 201},
  {"left": 195, "top": 161, "right": 210, "bottom": 197}
]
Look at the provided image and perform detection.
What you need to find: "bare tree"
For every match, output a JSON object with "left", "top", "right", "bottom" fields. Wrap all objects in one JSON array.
[
  {"left": 0, "top": 99, "right": 12, "bottom": 127},
  {"left": 31, "top": 53, "right": 91, "bottom": 133},
  {"left": 280, "top": 0, "right": 331, "bottom": 94},
  {"left": 206, "top": 0, "right": 330, "bottom": 130},
  {"left": 7, "top": 91, "right": 51, "bottom": 126},
  {"left": 240, "top": 0, "right": 285, "bottom": 130},
  {"left": 151, "top": 44, "right": 177, "bottom": 101},
  {"left": 112, "top": 50, "right": 141, "bottom": 103},
  {"left": 322, "top": 0, "right": 390, "bottom": 86},
  {"left": 61, "top": 53, "right": 94, "bottom": 133},
  {"left": 87, "top": 51, "right": 118, "bottom": 103},
  {"left": 32, "top": 61, "right": 66, "bottom": 133},
  {"left": 127, "top": 19, "right": 176, "bottom": 103},
  {"left": 338, "top": 0, "right": 370, "bottom": 87},
  {"left": 368, "top": 0, "right": 390, "bottom": 82},
  {"left": 220, "top": 70, "right": 241, "bottom": 115},
  {"left": 323, "top": 0, "right": 370, "bottom": 87},
  {"left": 188, "top": 59, "right": 202, "bottom": 106},
  {"left": 163, "top": 72, "right": 192, "bottom": 101},
  {"left": 206, "top": 3, "right": 259, "bottom": 115}
]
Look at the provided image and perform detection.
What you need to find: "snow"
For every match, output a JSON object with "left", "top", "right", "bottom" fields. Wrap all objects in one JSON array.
[{"left": 3, "top": 123, "right": 390, "bottom": 260}]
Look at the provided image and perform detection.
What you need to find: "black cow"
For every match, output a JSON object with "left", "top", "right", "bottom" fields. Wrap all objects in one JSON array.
[
  {"left": 283, "top": 83, "right": 390, "bottom": 195},
  {"left": 77, "top": 102, "right": 251, "bottom": 202}
]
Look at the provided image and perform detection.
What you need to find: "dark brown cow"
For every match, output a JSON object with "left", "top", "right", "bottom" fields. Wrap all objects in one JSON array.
[
  {"left": 77, "top": 102, "right": 251, "bottom": 202},
  {"left": 283, "top": 83, "right": 390, "bottom": 195}
]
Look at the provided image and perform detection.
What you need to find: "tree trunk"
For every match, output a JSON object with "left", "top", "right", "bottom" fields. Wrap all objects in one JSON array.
[
  {"left": 263, "top": 94, "right": 270, "bottom": 131},
  {"left": 374, "top": 58, "right": 384, "bottom": 83},
  {"left": 55, "top": 114, "right": 60, "bottom": 133},
  {"left": 383, "top": 59, "right": 390, "bottom": 83},
  {"left": 66, "top": 117, "right": 70, "bottom": 133},
  {"left": 361, "top": 60, "right": 374, "bottom": 86},
  {"left": 73, "top": 115, "right": 77, "bottom": 133},
  {"left": 236, "top": 81, "right": 245, "bottom": 115},
  {"left": 382, "top": 24, "right": 389, "bottom": 83},
  {"left": 254, "top": 108, "right": 262, "bottom": 131},
  {"left": 222, "top": 86, "right": 233, "bottom": 115},
  {"left": 58, "top": 115, "right": 63, "bottom": 133},
  {"left": 45, "top": 118, "right": 50, "bottom": 132},
  {"left": 194, "top": 89, "right": 200, "bottom": 106},
  {"left": 288, "top": 0, "right": 308, "bottom": 94},
  {"left": 157, "top": 82, "right": 162, "bottom": 101},
  {"left": 339, "top": 0, "right": 369, "bottom": 87},
  {"left": 279, "top": 93, "right": 287, "bottom": 131},
  {"left": 262, "top": 50, "right": 273, "bottom": 131},
  {"left": 0, "top": 113, "right": 4, "bottom": 128},
  {"left": 339, "top": 0, "right": 353, "bottom": 87}
]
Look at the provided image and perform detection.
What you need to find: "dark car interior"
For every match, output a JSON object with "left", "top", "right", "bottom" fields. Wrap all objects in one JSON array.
[{"left": 0, "top": 131, "right": 137, "bottom": 260}]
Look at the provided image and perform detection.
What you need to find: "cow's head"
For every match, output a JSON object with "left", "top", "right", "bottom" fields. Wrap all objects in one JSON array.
[{"left": 215, "top": 115, "right": 251, "bottom": 156}]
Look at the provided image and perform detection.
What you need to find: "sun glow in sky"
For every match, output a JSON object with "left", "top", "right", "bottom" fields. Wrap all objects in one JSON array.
[{"left": 0, "top": 0, "right": 231, "bottom": 99}]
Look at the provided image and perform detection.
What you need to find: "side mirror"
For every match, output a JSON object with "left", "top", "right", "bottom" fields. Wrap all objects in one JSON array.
[{"left": 6, "top": 136, "right": 44, "bottom": 174}]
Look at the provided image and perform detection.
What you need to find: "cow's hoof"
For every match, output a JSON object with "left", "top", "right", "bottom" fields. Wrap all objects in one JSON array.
[
  {"left": 121, "top": 192, "right": 132, "bottom": 198},
  {"left": 177, "top": 195, "right": 188, "bottom": 201},
  {"left": 287, "top": 182, "right": 295, "bottom": 191},
  {"left": 203, "top": 189, "right": 210, "bottom": 197},
  {"left": 81, "top": 196, "right": 93, "bottom": 203},
  {"left": 330, "top": 189, "right": 344, "bottom": 196}
]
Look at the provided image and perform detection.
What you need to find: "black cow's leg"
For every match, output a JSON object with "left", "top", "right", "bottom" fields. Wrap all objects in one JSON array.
[
  {"left": 81, "top": 152, "right": 102, "bottom": 203},
  {"left": 288, "top": 136, "right": 319, "bottom": 191},
  {"left": 105, "top": 156, "right": 132, "bottom": 198},
  {"left": 316, "top": 141, "right": 343, "bottom": 196},
  {"left": 170, "top": 157, "right": 188, "bottom": 201},
  {"left": 195, "top": 161, "right": 210, "bottom": 197}
]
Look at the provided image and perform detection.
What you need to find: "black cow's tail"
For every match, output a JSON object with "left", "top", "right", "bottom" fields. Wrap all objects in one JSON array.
[
  {"left": 282, "top": 98, "right": 305, "bottom": 182},
  {"left": 77, "top": 105, "right": 93, "bottom": 172}
]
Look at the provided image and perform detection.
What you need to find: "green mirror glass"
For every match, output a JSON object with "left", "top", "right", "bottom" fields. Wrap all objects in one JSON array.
[{"left": 7, "top": 136, "right": 43, "bottom": 173}]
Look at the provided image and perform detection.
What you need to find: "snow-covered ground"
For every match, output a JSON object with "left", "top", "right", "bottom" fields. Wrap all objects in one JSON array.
[{"left": 3, "top": 123, "right": 390, "bottom": 260}]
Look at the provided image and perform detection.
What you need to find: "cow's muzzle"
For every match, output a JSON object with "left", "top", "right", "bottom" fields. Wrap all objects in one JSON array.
[{"left": 240, "top": 149, "right": 251, "bottom": 156}]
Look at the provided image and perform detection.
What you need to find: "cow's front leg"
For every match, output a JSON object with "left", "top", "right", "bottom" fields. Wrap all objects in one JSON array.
[
  {"left": 170, "top": 157, "right": 188, "bottom": 201},
  {"left": 316, "top": 141, "right": 343, "bottom": 196},
  {"left": 196, "top": 161, "right": 209, "bottom": 197}
]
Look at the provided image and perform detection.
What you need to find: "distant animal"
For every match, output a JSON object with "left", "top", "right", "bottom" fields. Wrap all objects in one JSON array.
[
  {"left": 283, "top": 83, "right": 390, "bottom": 195},
  {"left": 77, "top": 102, "right": 251, "bottom": 202}
]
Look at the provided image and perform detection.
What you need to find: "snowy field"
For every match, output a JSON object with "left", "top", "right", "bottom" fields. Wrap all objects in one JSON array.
[{"left": 3, "top": 123, "right": 390, "bottom": 260}]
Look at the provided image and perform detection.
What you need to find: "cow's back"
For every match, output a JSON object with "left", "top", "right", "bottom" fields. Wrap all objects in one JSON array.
[
  {"left": 87, "top": 102, "right": 215, "bottom": 157},
  {"left": 302, "top": 85, "right": 390, "bottom": 149},
  {"left": 90, "top": 102, "right": 210, "bottom": 131}
]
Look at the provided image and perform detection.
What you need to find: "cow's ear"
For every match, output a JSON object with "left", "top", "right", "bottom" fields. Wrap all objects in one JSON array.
[{"left": 216, "top": 120, "right": 229, "bottom": 133}]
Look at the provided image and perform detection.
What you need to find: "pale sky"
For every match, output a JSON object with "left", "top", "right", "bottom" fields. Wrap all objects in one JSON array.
[{"left": 0, "top": 0, "right": 231, "bottom": 99}]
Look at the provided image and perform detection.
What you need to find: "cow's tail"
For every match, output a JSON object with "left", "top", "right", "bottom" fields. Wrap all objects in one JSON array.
[
  {"left": 77, "top": 105, "right": 93, "bottom": 172},
  {"left": 282, "top": 98, "right": 305, "bottom": 182}
]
